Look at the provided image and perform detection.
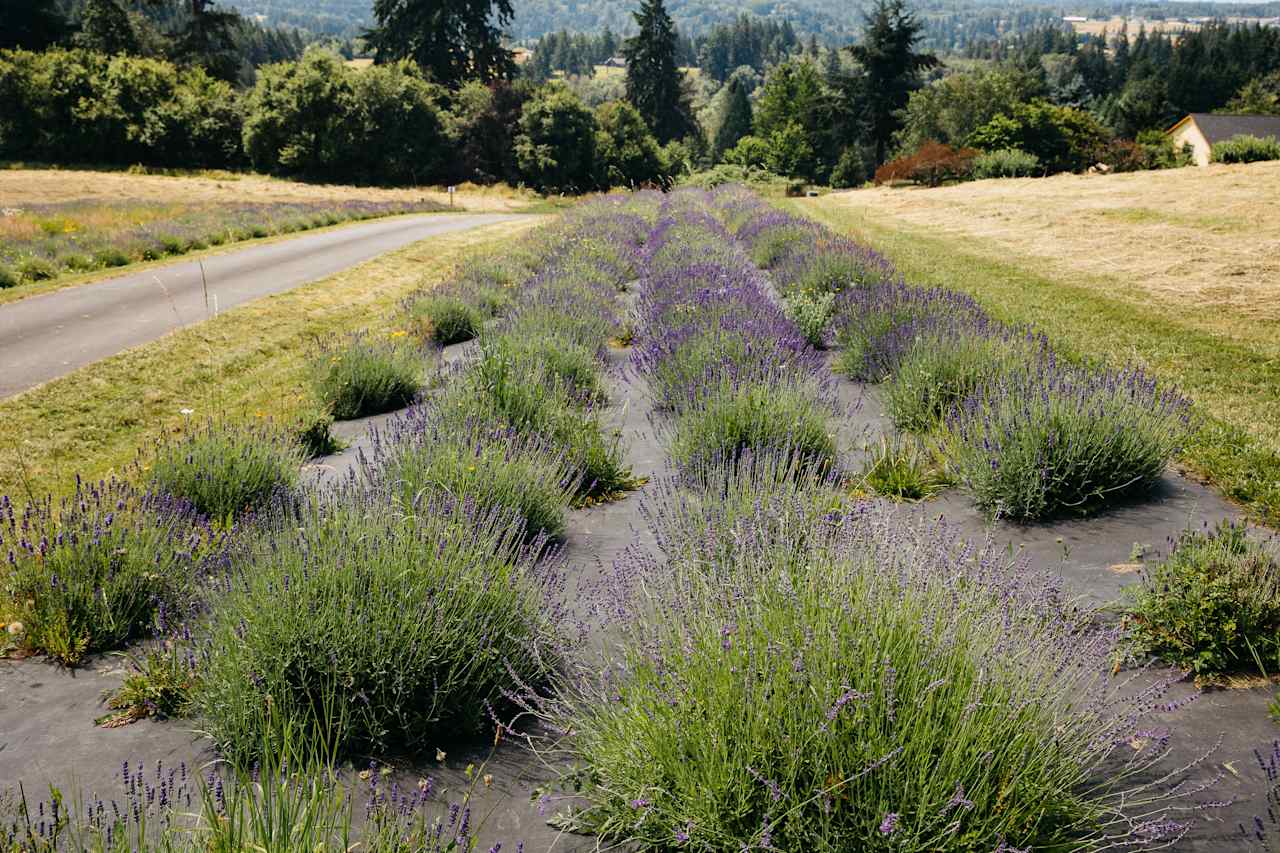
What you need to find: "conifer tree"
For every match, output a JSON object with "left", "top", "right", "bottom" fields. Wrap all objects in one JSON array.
[
  {"left": 622, "top": 0, "right": 695, "bottom": 144},
  {"left": 366, "top": 0, "right": 515, "bottom": 87},
  {"left": 713, "top": 76, "right": 753, "bottom": 160}
]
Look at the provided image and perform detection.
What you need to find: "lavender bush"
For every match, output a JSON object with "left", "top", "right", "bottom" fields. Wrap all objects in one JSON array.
[
  {"left": 541, "top": 488, "right": 1209, "bottom": 851},
  {"left": 310, "top": 332, "right": 426, "bottom": 420},
  {"left": 146, "top": 420, "right": 303, "bottom": 523},
  {"left": 945, "top": 360, "right": 1193, "bottom": 520},
  {"left": 1, "top": 480, "right": 220, "bottom": 665},
  {"left": 196, "top": 491, "right": 561, "bottom": 761}
]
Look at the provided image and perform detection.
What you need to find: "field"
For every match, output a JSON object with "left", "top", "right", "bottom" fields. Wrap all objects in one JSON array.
[
  {"left": 2, "top": 186, "right": 1278, "bottom": 852},
  {"left": 0, "top": 167, "right": 543, "bottom": 298},
  {"left": 790, "top": 160, "right": 1280, "bottom": 524}
]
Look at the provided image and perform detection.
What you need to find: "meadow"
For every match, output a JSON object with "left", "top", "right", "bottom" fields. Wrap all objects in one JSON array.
[{"left": 1, "top": 186, "right": 1276, "bottom": 852}]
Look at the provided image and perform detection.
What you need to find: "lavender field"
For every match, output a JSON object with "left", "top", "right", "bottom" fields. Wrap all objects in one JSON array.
[
  {"left": 1, "top": 187, "right": 1276, "bottom": 851},
  {"left": 0, "top": 198, "right": 448, "bottom": 289}
]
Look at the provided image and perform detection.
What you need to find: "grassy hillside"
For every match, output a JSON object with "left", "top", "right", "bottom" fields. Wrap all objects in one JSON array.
[{"left": 790, "top": 161, "right": 1280, "bottom": 524}]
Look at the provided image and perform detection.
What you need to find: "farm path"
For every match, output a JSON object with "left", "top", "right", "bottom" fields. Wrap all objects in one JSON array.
[{"left": 0, "top": 213, "right": 522, "bottom": 399}]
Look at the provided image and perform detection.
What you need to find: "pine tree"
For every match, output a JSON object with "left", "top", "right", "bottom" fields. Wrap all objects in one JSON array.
[
  {"left": 846, "top": 0, "right": 938, "bottom": 165},
  {"left": 2, "top": 0, "right": 70, "bottom": 50},
  {"left": 622, "top": 0, "right": 695, "bottom": 144},
  {"left": 366, "top": 0, "right": 515, "bottom": 87},
  {"left": 713, "top": 76, "right": 753, "bottom": 159},
  {"left": 77, "top": 0, "right": 138, "bottom": 55}
]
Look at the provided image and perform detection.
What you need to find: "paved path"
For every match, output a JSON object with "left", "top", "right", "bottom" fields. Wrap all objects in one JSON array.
[{"left": 0, "top": 213, "right": 522, "bottom": 399}]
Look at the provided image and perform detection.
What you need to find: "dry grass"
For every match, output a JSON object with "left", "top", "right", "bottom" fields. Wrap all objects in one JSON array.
[
  {"left": 0, "top": 168, "right": 538, "bottom": 211},
  {"left": 0, "top": 217, "right": 545, "bottom": 503},
  {"left": 813, "top": 162, "right": 1280, "bottom": 358}
]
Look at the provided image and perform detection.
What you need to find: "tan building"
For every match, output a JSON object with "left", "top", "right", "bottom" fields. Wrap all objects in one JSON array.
[{"left": 1166, "top": 113, "right": 1280, "bottom": 166}]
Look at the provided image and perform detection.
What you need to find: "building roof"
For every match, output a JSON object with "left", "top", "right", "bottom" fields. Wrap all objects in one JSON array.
[{"left": 1168, "top": 113, "right": 1280, "bottom": 143}]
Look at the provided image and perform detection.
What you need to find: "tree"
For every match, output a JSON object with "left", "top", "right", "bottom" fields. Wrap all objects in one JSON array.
[
  {"left": 2, "top": 0, "right": 70, "bottom": 51},
  {"left": 448, "top": 78, "right": 532, "bottom": 184},
  {"left": 595, "top": 100, "right": 664, "bottom": 187},
  {"left": 968, "top": 99, "right": 1109, "bottom": 173},
  {"left": 1225, "top": 72, "right": 1280, "bottom": 116},
  {"left": 845, "top": 0, "right": 938, "bottom": 165},
  {"left": 365, "top": 0, "right": 515, "bottom": 87},
  {"left": 242, "top": 51, "right": 356, "bottom": 177},
  {"left": 712, "top": 75, "right": 752, "bottom": 160},
  {"left": 350, "top": 61, "right": 449, "bottom": 184},
  {"left": 622, "top": 0, "right": 695, "bottom": 144},
  {"left": 895, "top": 66, "right": 1042, "bottom": 153},
  {"left": 76, "top": 0, "right": 139, "bottom": 55},
  {"left": 515, "top": 84, "right": 598, "bottom": 193}
]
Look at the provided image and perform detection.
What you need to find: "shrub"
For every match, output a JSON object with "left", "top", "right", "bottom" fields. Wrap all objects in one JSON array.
[
  {"left": 967, "top": 100, "right": 1109, "bottom": 174},
  {"left": 196, "top": 492, "right": 558, "bottom": 761},
  {"left": 285, "top": 401, "right": 342, "bottom": 458},
  {"left": 0, "top": 265, "right": 17, "bottom": 289},
  {"left": 1123, "top": 521, "right": 1280, "bottom": 679},
  {"left": 858, "top": 433, "right": 952, "bottom": 501},
  {"left": 747, "top": 224, "right": 813, "bottom": 269},
  {"left": 1, "top": 481, "right": 218, "bottom": 665},
  {"left": 874, "top": 141, "right": 976, "bottom": 187},
  {"left": 16, "top": 256, "right": 56, "bottom": 281},
  {"left": 147, "top": 421, "right": 303, "bottom": 522},
  {"left": 546, "top": 500, "right": 1186, "bottom": 850},
  {"left": 62, "top": 253, "right": 94, "bottom": 272},
  {"left": 372, "top": 409, "right": 580, "bottom": 541},
  {"left": 310, "top": 333, "right": 424, "bottom": 420},
  {"left": 945, "top": 362, "right": 1192, "bottom": 520},
  {"left": 1211, "top": 134, "right": 1280, "bottom": 164},
  {"left": 407, "top": 293, "right": 481, "bottom": 345},
  {"left": 670, "top": 377, "right": 836, "bottom": 473},
  {"left": 971, "top": 147, "right": 1040, "bottom": 179},
  {"left": 785, "top": 290, "right": 836, "bottom": 347},
  {"left": 93, "top": 247, "right": 130, "bottom": 267},
  {"left": 774, "top": 244, "right": 894, "bottom": 295},
  {"left": 829, "top": 146, "right": 869, "bottom": 188},
  {"left": 881, "top": 331, "right": 1023, "bottom": 432}
]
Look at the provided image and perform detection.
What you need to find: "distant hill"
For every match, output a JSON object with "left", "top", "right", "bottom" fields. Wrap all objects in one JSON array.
[{"left": 217, "top": 0, "right": 1280, "bottom": 47}]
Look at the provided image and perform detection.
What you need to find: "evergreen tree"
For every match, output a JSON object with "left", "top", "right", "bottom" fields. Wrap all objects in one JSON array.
[
  {"left": 846, "top": 0, "right": 938, "bottom": 165},
  {"left": 712, "top": 76, "right": 752, "bottom": 159},
  {"left": 77, "top": 0, "right": 139, "bottom": 55},
  {"left": 622, "top": 0, "right": 695, "bottom": 144},
  {"left": 366, "top": 0, "right": 515, "bottom": 87}
]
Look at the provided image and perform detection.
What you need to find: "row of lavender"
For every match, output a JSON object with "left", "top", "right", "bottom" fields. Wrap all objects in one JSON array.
[
  {"left": 522, "top": 188, "right": 1221, "bottom": 851},
  {"left": 719, "top": 187, "right": 1191, "bottom": 521},
  {"left": 1, "top": 198, "right": 655, "bottom": 849}
]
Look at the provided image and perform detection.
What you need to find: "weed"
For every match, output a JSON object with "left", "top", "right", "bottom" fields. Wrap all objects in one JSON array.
[
  {"left": 311, "top": 333, "right": 425, "bottom": 420},
  {"left": 858, "top": 434, "right": 952, "bottom": 501}
]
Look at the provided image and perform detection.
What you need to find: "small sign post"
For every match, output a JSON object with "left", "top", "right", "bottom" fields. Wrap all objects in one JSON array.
[{"left": 448, "top": 185, "right": 456, "bottom": 207}]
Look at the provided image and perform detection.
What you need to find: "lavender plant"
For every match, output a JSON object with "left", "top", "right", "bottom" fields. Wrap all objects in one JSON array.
[
  {"left": 196, "top": 491, "right": 561, "bottom": 761},
  {"left": 1, "top": 481, "right": 219, "bottom": 665},
  {"left": 146, "top": 420, "right": 303, "bottom": 523},
  {"left": 944, "top": 361, "right": 1192, "bottom": 520},
  {"left": 540, "top": 496, "right": 1208, "bottom": 851},
  {"left": 310, "top": 332, "right": 426, "bottom": 420}
]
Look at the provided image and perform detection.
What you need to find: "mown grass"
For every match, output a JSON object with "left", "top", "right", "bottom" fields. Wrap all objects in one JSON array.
[
  {"left": 0, "top": 218, "right": 544, "bottom": 503},
  {"left": 789, "top": 199, "right": 1280, "bottom": 526}
]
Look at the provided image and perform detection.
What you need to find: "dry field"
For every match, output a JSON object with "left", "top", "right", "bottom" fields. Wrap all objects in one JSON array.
[
  {"left": 811, "top": 162, "right": 1280, "bottom": 359},
  {"left": 0, "top": 168, "right": 535, "bottom": 211}
]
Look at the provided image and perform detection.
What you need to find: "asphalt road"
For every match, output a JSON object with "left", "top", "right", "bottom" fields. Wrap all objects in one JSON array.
[{"left": 0, "top": 213, "right": 522, "bottom": 399}]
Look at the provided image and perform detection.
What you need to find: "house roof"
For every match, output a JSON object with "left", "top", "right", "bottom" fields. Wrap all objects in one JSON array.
[{"left": 1169, "top": 113, "right": 1280, "bottom": 143}]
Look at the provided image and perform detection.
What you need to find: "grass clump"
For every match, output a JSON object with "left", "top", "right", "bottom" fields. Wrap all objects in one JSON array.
[
  {"left": 147, "top": 421, "right": 303, "bottom": 523},
  {"left": 670, "top": 377, "right": 836, "bottom": 473},
  {"left": 16, "top": 256, "right": 56, "bottom": 282},
  {"left": 373, "top": 408, "right": 580, "bottom": 541},
  {"left": 1123, "top": 521, "right": 1280, "bottom": 680},
  {"left": 310, "top": 333, "right": 424, "bottom": 420},
  {"left": 408, "top": 293, "right": 482, "bottom": 345},
  {"left": 1, "top": 480, "right": 218, "bottom": 666},
  {"left": 547, "top": 501, "right": 1174, "bottom": 851},
  {"left": 0, "top": 265, "right": 19, "bottom": 289},
  {"left": 858, "top": 434, "right": 952, "bottom": 501},
  {"left": 945, "top": 362, "right": 1192, "bottom": 520},
  {"left": 196, "top": 493, "right": 557, "bottom": 761}
]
